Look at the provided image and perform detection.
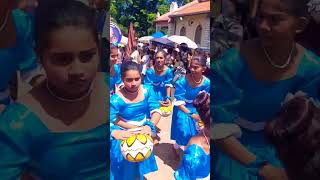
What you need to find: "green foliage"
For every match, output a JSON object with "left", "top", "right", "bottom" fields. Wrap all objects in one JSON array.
[
  {"left": 110, "top": 0, "right": 172, "bottom": 37},
  {"left": 157, "top": 0, "right": 170, "bottom": 15},
  {"left": 110, "top": 0, "right": 193, "bottom": 37}
]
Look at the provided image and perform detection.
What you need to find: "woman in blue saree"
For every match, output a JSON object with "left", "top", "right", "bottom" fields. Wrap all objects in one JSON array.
[
  {"left": 0, "top": 0, "right": 41, "bottom": 105},
  {"left": 0, "top": 1, "right": 108, "bottom": 179},
  {"left": 212, "top": 0, "right": 320, "bottom": 179},
  {"left": 110, "top": 61, "right": 161, "bottom": 180},
  {"left": 174, "top": 91, "right": 211, "bottom": 180}
]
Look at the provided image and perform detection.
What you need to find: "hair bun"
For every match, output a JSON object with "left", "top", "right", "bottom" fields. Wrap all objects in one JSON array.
[
  {"left": 193, "top": 91, "right": 210, "bottom": 127},
  {"left": 266, "top": 96, "right": 314, "bottom": 144}
]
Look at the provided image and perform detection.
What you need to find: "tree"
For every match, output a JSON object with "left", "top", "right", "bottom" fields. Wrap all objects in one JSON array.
[
  {"left": 157, "top": 0, "right": 170, "bottom": 15},
  {"left": 110, "top": 0, "right": 172, "bottom": 37}
]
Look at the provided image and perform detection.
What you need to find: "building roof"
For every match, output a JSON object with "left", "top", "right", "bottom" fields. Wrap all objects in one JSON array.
[
  {"left": 155, "top": 0, "right": 210, "bottom": 23},
  {"left": 170, "top": 0, "right": 210, "bottom": 17},
  {"left": 155, "top": 11, "right": 171, "bottom": 23}
]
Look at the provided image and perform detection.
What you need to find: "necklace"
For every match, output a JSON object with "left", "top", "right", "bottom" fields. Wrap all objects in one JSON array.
[
  {"left": 155, "top": 66, "right": 164, "bottom": 72},
  {"left": 191, "top": 74, "right": 203, "bottom": 84},
  {"left": 0, "top": 10, "right": 9, "bottom": 33},
  {"left": 123, "top": 86, "right": 140, "bottom": 95},
  {"left": 46, "top": 80, "right": 94, "bottom": 102},
  {"left": 263, "top": 43, "right": 295, "bottom": 69}
]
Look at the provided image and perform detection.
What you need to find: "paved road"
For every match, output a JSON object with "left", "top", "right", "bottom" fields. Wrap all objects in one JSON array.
[{"left": 144, "top": 114, "right": 182, "bottom": 180}]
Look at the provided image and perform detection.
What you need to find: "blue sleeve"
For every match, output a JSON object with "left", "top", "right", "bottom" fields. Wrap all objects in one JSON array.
[
  {"left": 12, "top": 10, "right": 38, "bottom": 74},
  {"left": 144, "top": 69, "right": 153, "bottom": 86},
  {"left": 0, "top": 104, "right": 31, "bottom": 179},
  {"left": 145, "top": 86, "right": 161, "bottom": 116},
  {"left": 110, "top": 95, "right": 120, "bottom": 124},
  {"left": 114, "top": 65, "right": 122, "bottom": 85},
  {"left": 164, "top": 68, "right": 174, "bottom": 87},
  {"left": 203, "top": 78, "right": 211, "bottom": 93},
  {"left": 212, "top": 48, "right": 244, "bottom": 123},
  {"left": 174, "top": 77, "right": 186, "bottom": 102},
  {"left": 297, "top": 51, "right": 320, "bottom": 100},
  {"left": 174, "top": 145, "right": 208, "bottom": 180}
]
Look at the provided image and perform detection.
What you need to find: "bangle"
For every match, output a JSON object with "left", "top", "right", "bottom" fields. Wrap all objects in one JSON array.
[
  {"left": 247, "top": 156, "right": 268, "bottom": 176},
  {"left": 143, "top": 121, "right": 156, "bottom": 135}
]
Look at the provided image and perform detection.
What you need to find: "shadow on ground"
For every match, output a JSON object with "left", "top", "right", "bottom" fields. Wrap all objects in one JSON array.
[{"left": 154, "top": 143, "right": 183, "bottom": 170}]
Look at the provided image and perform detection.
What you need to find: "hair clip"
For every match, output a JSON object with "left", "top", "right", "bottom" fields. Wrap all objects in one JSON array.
[
  {"left": 282, "top": 91, "right": 320, "bottom": 108},
  {"left": 198, "top": 90, "right": 210, "bottom": 97},
  {"left": 282, "top": 91, "right": 306, "bottom": 105}
]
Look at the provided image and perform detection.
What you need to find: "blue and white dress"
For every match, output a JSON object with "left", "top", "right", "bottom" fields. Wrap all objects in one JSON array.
[
  {"left": 110, "top": 85, "right": 161, "bottom": 180},
  {"left": 110, "top": 64, "right": 122, "bottom": 95},
  {"left": 0, "top": 103, "right": 108, "bottom": 179},
  {"left": 144, "top": 67, "right": 173, "bottom": 101},
  {"left": 0, "top": 9, "right": 38, "bottom": 105},
  {"left": 212, "top": 48, "right": 320, "bottom": 180},
  {"left": 170, "top": 77, "right": 210, "bottom": 146},
  {"left": 174, "top": 144, "right": 210, "bottom": 180}
]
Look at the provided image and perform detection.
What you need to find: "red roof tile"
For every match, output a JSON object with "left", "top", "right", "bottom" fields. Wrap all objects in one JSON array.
[
  {"left": 155, "top": 0, "right": 210, "bottom": 24},
  {"left": 155, "top": 12, "right": 171, "bottom": 22},
  {"left": 171, "top": 0, "right": 210, "bottom": 17}
]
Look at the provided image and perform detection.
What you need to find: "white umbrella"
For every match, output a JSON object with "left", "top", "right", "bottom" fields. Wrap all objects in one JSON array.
[
  {"left": 138, "top": 36, "right": 153, "bottom": 43},
  {"left": 168, "top": 35, "right": 198, "bottom": 49},
  {"left": 119, "top": 36, "right": 128, "bottom": 45}
]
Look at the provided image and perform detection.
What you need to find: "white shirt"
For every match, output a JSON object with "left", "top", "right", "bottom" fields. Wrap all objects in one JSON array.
[{"left": 130, "top": 50, "right": 140, "bottom": 64}]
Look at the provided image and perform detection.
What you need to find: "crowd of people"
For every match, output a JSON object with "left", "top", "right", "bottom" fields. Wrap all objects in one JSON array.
[{"left": 110, "top": 39, "right": 211, "bottom": 179}]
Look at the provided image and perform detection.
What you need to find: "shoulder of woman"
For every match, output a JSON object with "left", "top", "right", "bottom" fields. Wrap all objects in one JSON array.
[
  {"left": 110, "top": 93, "right": 122, "bottom": 104},
  {"left": 166, "top": 66, "right": 173, "bottom": 73},
  {"left": 203, "top": 76, "right": 210, "bottom": 83},
  {"left": 186, "top": 136, "right": 205, "bottom": 152},
  {"left": 176, "top": 76, "right": 187, "bottom": 85},
  {"left": 297, "top": 47, "right": 320, "bottom": 76},
  {"left": 146, "top": 67, "right": 154, "bottom": 73},
  {"left": 303, "top": 48, "right": 320, "bottom": 65},
  {"left": 188, "top": 136, "right": 202, "bottom": 146},
  {"left": 114, "top": 64, "right": 120, "bottom": 70}
]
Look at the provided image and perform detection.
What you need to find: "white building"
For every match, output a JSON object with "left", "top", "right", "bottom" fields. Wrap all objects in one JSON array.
[{"left": 155, "top": 0, "right": 210, "bottom": 49}]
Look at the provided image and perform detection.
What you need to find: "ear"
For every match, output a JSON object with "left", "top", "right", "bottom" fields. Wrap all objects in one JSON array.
[
  {"left": 202, "top": 66, "right": 207, "bottom": 72},
  {"left": 295, "top": 17, "right": 309, "bottom": 34}
]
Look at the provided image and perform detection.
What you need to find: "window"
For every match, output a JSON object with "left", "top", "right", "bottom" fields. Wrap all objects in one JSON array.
[
  {"left": 195, "top": 25, "right": 202, "bottom": 45},
  {"left": 180, "top": 26, "right": 186, "bottom": 36}
]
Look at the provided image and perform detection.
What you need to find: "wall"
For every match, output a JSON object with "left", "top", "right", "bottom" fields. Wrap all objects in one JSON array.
[{"left": 171, "top": 13, "right": 210, "bottom": 49}]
